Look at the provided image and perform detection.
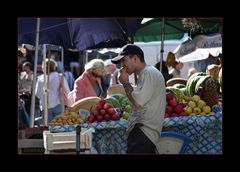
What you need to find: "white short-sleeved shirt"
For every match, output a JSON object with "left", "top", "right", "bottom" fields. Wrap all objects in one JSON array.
[
  {"left": 127, "top": 65, "right": 166, "bottom": 145},
  {"left": 35, "top": 72, "right": 70, "bottom": 110}
]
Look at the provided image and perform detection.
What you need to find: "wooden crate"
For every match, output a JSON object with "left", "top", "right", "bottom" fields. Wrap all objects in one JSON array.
[
  {"left": 43, "top": 128, "right": 92, "bottom": 154},
  {"left": 18, "top": 139, "right": 44, "bottom": 154},
  {"left": 18, "top": 127, "right": 46, "bottom": 154}
]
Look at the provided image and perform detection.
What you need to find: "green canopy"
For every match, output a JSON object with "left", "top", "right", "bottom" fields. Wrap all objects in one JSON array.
[
  {"left": 134, "top": 18, "right": 187, "bottom": 42},
  {"left": 134, "top": 18, "right": 222, "bottom": 42}
]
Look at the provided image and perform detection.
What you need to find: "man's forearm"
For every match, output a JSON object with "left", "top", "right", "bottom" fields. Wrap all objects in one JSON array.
[{"left": 122, "top": 83, "right": 141, "bottom": 109}]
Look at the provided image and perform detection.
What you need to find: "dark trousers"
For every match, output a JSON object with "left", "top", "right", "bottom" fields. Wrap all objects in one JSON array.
[
  {"left": 20, "top": 94, "right": 31, "bottom": 116},
  {"left": 127, "top": 125, "right": 156, "bottom": 153}
]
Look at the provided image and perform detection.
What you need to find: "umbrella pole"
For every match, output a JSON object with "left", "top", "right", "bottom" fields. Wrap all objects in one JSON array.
[
  {"left": 29, "top": 18, "right": 40, "bottom": 128},
  {"left": 61, "top": 47, "right": 65, "bottom": 112},
  {"left": 43, "top": 44, "right": 48, "bottom": 126},
  {"left": 160, "top": 18, "right": 165, "bottom": 72}
]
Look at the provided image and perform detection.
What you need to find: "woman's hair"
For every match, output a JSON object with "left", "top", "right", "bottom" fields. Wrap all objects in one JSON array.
[
  {"left": 42, "top": 58, "right": 57, "bottom": 74},
  {"left": 85, "top": 59, "right": 105, "bottom": 72},
  {"left": 166, "top": 52, "right": 176, "bottom": 67}
]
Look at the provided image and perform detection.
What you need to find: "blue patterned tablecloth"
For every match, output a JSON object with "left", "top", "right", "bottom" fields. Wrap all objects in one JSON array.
[
  {"left": 81, "top": 119, "right": 128, "bottom": 154},
  {"left": 60, "top": 113, "right": 222, "bottom": 154},
  {"left": 162, "top": 112, "right": 222, "bottom": 154},
  {"left": 50, "top": 112, "right": 222, "bottom": 154}
]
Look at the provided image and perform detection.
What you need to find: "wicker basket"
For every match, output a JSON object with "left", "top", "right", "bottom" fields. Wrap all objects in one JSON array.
[
  {"left": 166, "top": 78, "right": 188, "bottom": 87},
  {"left": 70, "top": 96, "right": 101, "bottom": 112},
  {"left": 107, "top": 84, "right": 126, "bottom": 97}
]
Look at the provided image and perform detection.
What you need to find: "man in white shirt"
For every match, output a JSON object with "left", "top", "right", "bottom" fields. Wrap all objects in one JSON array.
[
  {"left": 111, "top": 44, "right": 166, "bottom": 153},
  {"left": 35, "top": 59, "right": 70, "bottom": 123}
]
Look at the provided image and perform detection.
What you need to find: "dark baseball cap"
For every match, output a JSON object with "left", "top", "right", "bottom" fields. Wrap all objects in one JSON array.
[{"left": 111, "top": 44, "right": 144, "bottom": 64}]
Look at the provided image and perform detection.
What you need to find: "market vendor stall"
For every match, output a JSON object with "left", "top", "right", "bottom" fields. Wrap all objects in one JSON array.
[
  {"left": 75, "top": 112, "right": 222, "bottom": 154},
  {"left": 46, "top": 112, "right": 222, "bottom": 154},
  {"left": 45, "top": 87, "right": 222, "bottom": 154}
]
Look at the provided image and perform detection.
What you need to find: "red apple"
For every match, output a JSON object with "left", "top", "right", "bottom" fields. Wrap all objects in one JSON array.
[
  {"left": 93, "top": 110, "right": 99, "bottom": 118},
  {"left": 107, "top": 108, "right": 116, "bottom": 116},
  {"left": 104, "top": 114, "right": 111, "bottom": 121},
  {"left": 179, "top": 112, "right": 188, "bottom": 116},
  {"left": 103, "top": 103, "right": 112, "bottom": 110},
  {"left": 169, "top": 98, "right": 178, "bottom": 107},
  {"left": 100, "top": 109, "right": 106, "bottom": 116},
  {"left": 87, "top": 114, "right": 95, "bottom": 123},
  {"left": 174, "top": 104, "right": 184, "bottom": 114},
  {"left": 99, "top": 99, "right": 106, "bottom": 107},
  {"left": 96, "top": 115, "right": 103, "bottom": 122},
  {"left": 165, "top": 106, "right": 173, "bottom": 115},
  {"left": 170, "top": 113, "right": 178, "bottom": 117},
  {"left": 95, "top": 104, "right": 102, "bottom": 112},
  {"left": 112, "top": 114, "right": 120, "bottom": 121},
  {"left": 166, "top": 92, "right": 173, "bottom": 102}
]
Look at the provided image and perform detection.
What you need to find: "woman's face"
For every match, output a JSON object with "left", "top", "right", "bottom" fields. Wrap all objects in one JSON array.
[
  {"left": 176, "top": 63, "right": 183, "bottom": 70},
  {"left": 92, "top": 67, "right": 106, "bottom": 78}
]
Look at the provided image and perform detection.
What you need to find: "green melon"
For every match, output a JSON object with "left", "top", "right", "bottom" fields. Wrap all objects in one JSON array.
[
  {"left": 105, "top": 96, "right": 121, "bottom": 108},
  {"left": 173, "top": 83, "right": 186, "bottom": 89},
  {"left": 110, "top": 93, "right": 126, "bottom": 101}
]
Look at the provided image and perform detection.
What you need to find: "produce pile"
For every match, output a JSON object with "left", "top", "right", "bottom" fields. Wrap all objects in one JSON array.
[
  {"left": 49, "top": 110, "right": 84, "bottom": 126},
  {"left": 165, "top": 72, "right": 222, "bottom": 118},
  {"left": 86, "top": 93, "right": 132, "bottom": 123},
  {"left": 49, "top": 93, "right": 132, "bottom": 126}
]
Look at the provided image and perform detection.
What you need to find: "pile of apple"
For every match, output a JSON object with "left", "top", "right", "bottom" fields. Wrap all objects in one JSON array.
[
  {"left": 87, "top": 99, "right": 121, "bottom": 123},
  {"left": 165, "top": 92, "right": 188, "bottom": 118},
  {"left": 184, "top": 95, "right": 214, "bottom": 115}
]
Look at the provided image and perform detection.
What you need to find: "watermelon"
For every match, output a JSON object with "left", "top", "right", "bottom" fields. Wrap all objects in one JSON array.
[
  {"left": 110, "top": 93, "right": 126, "bottom": 101},
  {"left": 166, "top": 87, "right": 175, "bottom": 97},
  {"left": 173, "top": 83, "right": 186, "bottom": 89},
  {"left": 186, "top": 72, "right": 207, "bottom": 97},
  {"left": 194, "top": 75, "right": 212, "bottom": 94},
  {"left": 105, "top": 97, "right": 121, "bottom": 108}
]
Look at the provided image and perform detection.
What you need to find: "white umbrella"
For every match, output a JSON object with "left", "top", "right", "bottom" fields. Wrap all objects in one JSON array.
[{"left": 174, "top": 33, "right": 222, "bottom": 62}]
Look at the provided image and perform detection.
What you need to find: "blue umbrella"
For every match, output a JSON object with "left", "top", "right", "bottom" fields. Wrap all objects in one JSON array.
[
  {"left": 18, "top": 18, "right": 142, "bottom": 50},
  {"left": 18, "top": 18, "right": 72, "bottom": 50}
]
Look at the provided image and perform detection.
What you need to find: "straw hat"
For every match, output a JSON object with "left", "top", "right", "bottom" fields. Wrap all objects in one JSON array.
[{"left": 107, "top": 84, "right": 126, "bottom": 97}]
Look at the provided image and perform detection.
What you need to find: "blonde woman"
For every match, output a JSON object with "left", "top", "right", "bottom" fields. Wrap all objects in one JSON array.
[{"left": 73, "top": 59, "right": 106, "bottom": 102}]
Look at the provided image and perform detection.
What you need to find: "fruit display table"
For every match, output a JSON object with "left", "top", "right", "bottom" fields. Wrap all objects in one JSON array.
[
  {"left": 82, "top": 112, "right": 222, "bottom": 154},
  {"left": 48, "top": 112, "right": 222, "bottom": 154}
]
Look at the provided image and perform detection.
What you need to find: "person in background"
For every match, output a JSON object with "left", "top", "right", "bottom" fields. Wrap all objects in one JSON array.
[
  {"left": 166, "top": 52, "right": 184, "bottom": 78},
  {"left": 154, "top": 61, "right": 173, "bottom": 84},
  {"left": 70, "top": 62, "right": 81, "bottom": 79},
  {"left": 64, "top": 65, "right": 75, "bottom": 91},
  {"left": 35, "top": 59, "right": 70, "bottom": 123},
  {"left": 169, "top": 61, "right": 184, "bottom": 78},
  {"left": 206, "top": 53, "right": 222, "bottom": 79},
  {"left": 111, "top": 44, "right": 166, "bottom": 153},
  {"left": 104, "top": 59, "right": 117, "bottom": 86},
  {"left": 187, "top": 67, "right": 197, "bottom": 79},
  {"left": 101, "top": 59, "right": 119, "bottom": 97},
  {"left": 18, "top": 48, "right": 30, "bottom": 128},
  {"left": 18, "top": 47, "right": 27, "bottom": 73},
  {"left": 19, "top": 61, "right": 33, "bottom": 115},
  {"left": 73, "top": 59, "right": 106, "bottom": 102}
]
